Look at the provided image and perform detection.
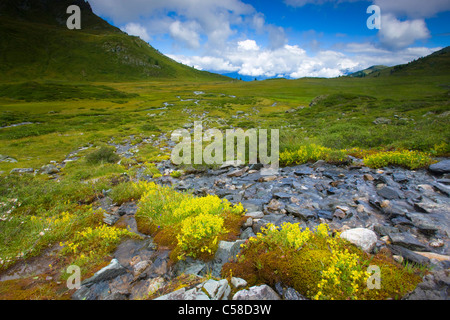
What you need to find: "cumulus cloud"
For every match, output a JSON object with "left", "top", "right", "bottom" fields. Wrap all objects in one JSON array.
[
  {"left": 285, "top": 0, "right": 450, "bottom": 18},
  {"left": 169, "top": 20, "right": 201, "bottom": 49},
  {"left": 373, "top": 0, "right": 450, "bottom": 19},
  {"left": 284, "top": 0, "right": 362, "bottom": 8},
  {"left": 89, "top": 0, "right": 254, "bottom": 49},
  {"left": 121, "top": 22, "right": 151, "bottom": 42},
  {"left": 378, "top": 14, "right": 430, "bottom": 49},
  {"left": 170, "top": 41, "right": 361, "bottom": 78},
  {"left": 237, "top": 40, "right": 260, "bottom": 51},
  {"left": 169, "top": 38, "right": 442, "bottom": 79}
]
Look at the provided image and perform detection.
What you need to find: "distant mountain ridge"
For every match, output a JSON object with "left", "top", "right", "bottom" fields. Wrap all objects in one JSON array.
[
  {"left": 0, "top": 0, "right": 229, "bottom": 82},
  {"left": 348, "top": 47, "right": 450, "bottom": 79},
  {"left": 348, "top": 65, "right": 389, "bottom": 78}
]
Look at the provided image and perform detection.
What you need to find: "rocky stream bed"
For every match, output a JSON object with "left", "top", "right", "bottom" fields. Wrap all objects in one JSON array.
[{"left": 2, "top": 134, "right": 450, "bottom": 300}]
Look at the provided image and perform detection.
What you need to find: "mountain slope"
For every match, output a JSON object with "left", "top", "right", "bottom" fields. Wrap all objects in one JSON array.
[
  {"left": 348, "top": 65, "right": 389, "bottom": 78},
  {"left": 0, "top": 0, "right": 229, "bottom": 82},
  {"left": 366, "top": 46, "right": 450, "bottom": 78}
]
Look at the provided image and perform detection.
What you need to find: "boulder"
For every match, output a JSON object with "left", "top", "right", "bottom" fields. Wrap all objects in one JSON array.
[
  {"left": 429, "top": 160, "right": 450, "bottom": 175},
  {"left": 232, "top": 285, "right": 281, "bottom": 300},
  {"left": 373, "top": 117, "right": 392, "bottom": 125},
  {"left": 340, "top": 228, "right": 377, "bottom": 252},
  {"left": 155, "top": 279, "right": 230, "bottom": 300},
  {"left": 403, "top": 270, "right": 450, "bottom": 300},
  {"left": 40, "top": 164, "right": 59, "bottom": 175},
  {"left": 285, "top": 204, "right": 316, "bottom": 221},
  {"left": 81, "top": 259, "right": 128, "bottom": 287},
  {"left": 231, "top": 277, "right": 247, "bottom": 289},
  {"left": 388, "top": 232, "right": 428, "bottom": 251},
  {"left": 377, "top": 186, "right": 402, "bottom": 200},
  {"left": 10, "top": 168, "right": 34, "bottom": 174}
]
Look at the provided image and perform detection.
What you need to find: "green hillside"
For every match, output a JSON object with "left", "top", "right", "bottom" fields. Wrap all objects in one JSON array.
[
  {"left": 348, "top": 65, "right": 389, "bottom": 78},
  {"left": 367, "top": 46, "right": 450, "bottom": 78},
  {"left": 0, "top": 0, "right": 229, "bottom": 82}
]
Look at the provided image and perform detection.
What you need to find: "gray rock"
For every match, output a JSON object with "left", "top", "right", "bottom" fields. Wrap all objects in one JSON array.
[
  {"left": 202, "top": 279, "right": 231, "bottom": 300},
  {"left": 340, "top": 228, "right": 378, "bottom": 252},
  {"left": 231, "top": 277, "right": 247, "bottom": 289},
  {"left": 117, "top": 202, "right": 137, "bottom": 216},
  {"left": 293, "top": 168, "right": 313, "bottom": 176},
  {"left": 155, "top": 278, "right": 230, "bottom": 300},
  {"left": 0, "top": 154, "right": 18, "bottom": 163},
  {"left": 373, "top": 117, "right": 392, "bottom": 125},
  {"left": 286, "top": 204, "right": 316, "bottom": 221},
  {"left": 377, "top": 186, "right": 402, "bottom": 200},
  {"left": 214, "top": 240, "right": 245, "bottom": 265},
  {"left": 431, "top": 182, "right": 450, "bottom": 197},
  {"left": 175, "top": 257, "right": 209, "bottom": 277},
  {"left": 388, "top": 232, "right": 428, "bottom": 251},
  {"left": 245, "top": 211, "right": 264, "bottom": 219},
  {"left": 389, "top": 245, "right": 430, "bottom": 266},
  {"left": 240, "top": 227, "right": 256, "bottom": 239},
  {"left": 103, "top": 213, "right": 120, "bottom": 226},
  {"left": 429, "top": 160, "right": 450, "bottom": 175},
  {"left": 232, "top": 285, "right": 281, "bottom": 300},
  {"left": 40, "top": 164, "right": 59, "bottom": 175},
  {"left": 403, "top": 270, "right": 449, "bottom": 300},
  {"left": 227, "top": 167, "right": 248, "bottom": 177},
  {"left": 241, "top": 200, "right": 264, "bottom": 212},
  {"left": 275, "top": 283, "right": 307, "bottom": 300},
  {"left": 406, "top": 212, "right": 440, "bottom": 234},
  {"left": 82, "top": 259, "right": 128, "bottom": 286},
  {"left": 155, "top": 287, "right": 210, "bottom": 300},
  {"left": 10, "top": 168, "right": 34, "bottom": 174}
]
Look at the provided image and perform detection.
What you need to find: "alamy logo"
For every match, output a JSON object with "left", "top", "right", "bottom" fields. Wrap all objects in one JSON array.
[
  {"left": 66, "top": 5, "right": 81, "bottom": 30},
  {"left": 66, "top": 265, "right": 81, "bottom": 290},
  {"left": 367, "top": 5, "right": 381, "bottom": 30},
  {"left": 171, "top": 122, "right": 279, "bottom": 175}
]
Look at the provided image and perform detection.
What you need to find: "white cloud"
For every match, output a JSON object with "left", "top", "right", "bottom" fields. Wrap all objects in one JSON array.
[
  {"left": 237, "top": 40, "right": 260, "bottom": 51},
  {"left": 121, "top": 22, "right": 151, "bottom": 42},
  {"left": 169, "top": 20, "right": 201, "bottom": 49},
  {"left": 170, "top": 42, "right": 360, "bottom": 78},
  {"left": 169, "top": 38, "right": 442, "bottom": 79},
  {"left": 284, "top": 0, "right": 362, "bottom": 8},
  {"left": 90, "top": 0, "right": 255, "bottom": 50},
  {"left": 378, "top": 14, "right": 430, "bottom": 49},
  {"left": 373, "top": 0, "right": 450, "bottom": 19},
  {"left": 284, "top": 0, "right": 450, "bottom": 18}
]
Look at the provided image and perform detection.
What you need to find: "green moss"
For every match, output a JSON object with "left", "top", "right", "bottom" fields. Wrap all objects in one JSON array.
[{"left": 224, "top": 223, "right": 423, "bottom": 300}]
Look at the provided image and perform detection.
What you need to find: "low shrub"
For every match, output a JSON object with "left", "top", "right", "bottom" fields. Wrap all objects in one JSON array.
[
  {"left": 86, "top": 146, "right": 120, "bottom": 164},
  {"left": 223, "top": 222, "right": 422, "bottom": 300},
  {"left": 363, "top": 150, "right": 433, "bottom": 169},
  {"left": 135, "top": 182, "right": 244, "bottom": 261},
  {"left": 61, "top": 223, "right": 138, "bottom": 270},
  {"left": 279, "top": 144, "right": 348, "bottom": 166}
]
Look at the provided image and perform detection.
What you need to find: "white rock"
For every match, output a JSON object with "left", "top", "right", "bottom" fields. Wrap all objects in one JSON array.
[
  {"left": 232, "top": 285, "right": 281, "bottom": 300},
  {"left": 340, "top": 228, "right": 377, "bottom": 252},
  {"left": 231, "top": 277, "right": 247, "bottom": 289}
]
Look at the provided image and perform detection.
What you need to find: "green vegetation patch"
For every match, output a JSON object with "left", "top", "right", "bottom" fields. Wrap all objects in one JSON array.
[
  {"left": 135, "top": 181, "right": 245, "bottom": 261},
  {"left": 0, "top": 82, "right": 138, "bottom": 102},
  {"left": 223, "top": 223, "right": 423, "bottom": 300}
]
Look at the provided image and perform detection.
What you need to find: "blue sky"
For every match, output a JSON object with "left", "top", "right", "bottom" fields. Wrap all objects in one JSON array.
[{"left": 89, "top": 0, "right": 450, "bottom": 79}]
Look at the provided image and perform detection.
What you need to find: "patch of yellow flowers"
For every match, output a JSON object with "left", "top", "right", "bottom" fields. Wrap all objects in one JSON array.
[
  {"left": 250, "top": 222, "right": 313, "bottom": 250},
  {"left": 177, "top": 213, "right": 225, "bottom": 260},
  {"left": 279, "top": 144, "right": 347, "bottom": 166},
  {"left": 314, "top": 232, "right": 370, "bottom": 300},
  {"left": 136, "top": 181, "right": 245, "bottom": 260},
  {"left": 363, "top": 150, "right": 433, "bottom": 170},
  {"left": 61, "top": 224, "right": 134, "bottom": 265}
]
